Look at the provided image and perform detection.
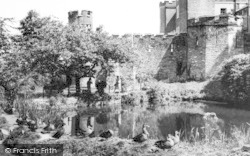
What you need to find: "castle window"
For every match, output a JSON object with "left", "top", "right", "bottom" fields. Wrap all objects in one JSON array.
[
  {"left": 220, "top": 8, "right": 227, "bottom": 15},
  {"left": 170, "top": 44, "right": 174, "bottom": 54},
  {"left": 196, "top": 37, "right": 199, "bottom": 47}
]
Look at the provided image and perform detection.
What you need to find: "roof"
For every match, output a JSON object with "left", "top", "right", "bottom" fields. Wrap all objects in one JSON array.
[
  {"left": 188, "top": 15, "right": 239, "bottom": 27},
  {"left": 235, "top": 5, "right": 248, "bottom": 14}
]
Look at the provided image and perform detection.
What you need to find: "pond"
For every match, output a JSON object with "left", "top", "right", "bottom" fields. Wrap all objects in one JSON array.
[{"left": 66, "top": 101, "right": 250, "bottom": 140}]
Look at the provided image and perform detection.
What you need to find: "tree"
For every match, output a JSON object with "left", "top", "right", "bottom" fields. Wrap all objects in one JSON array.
[
  {"left": 91, "top": 28, "right": 135, "bottom": 95},
  {"left": 63, "top": 25, "right": 133, "bottom": 95},
  {"left": 63, "top": 23, "right": 97, "bottom": 95},
  {"left": 19, "top": 11, "right": 71, "bottom": 95},
  {"left": 0, "top": 17, "right": 38, "bottom": 110},
  {"left": 18, "top": 11, "right": 134, "bottom": 98}
]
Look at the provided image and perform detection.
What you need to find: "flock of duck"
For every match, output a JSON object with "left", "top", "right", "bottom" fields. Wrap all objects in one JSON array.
[
  {"left": 80, "top": 123, "right": 180, "bottom": 150},
  {"left": 0, "top": 116, "right": 66, "bottom": 142},
  {"left": 0, "top": 116, "right": 180, "bottom": 150},
  {"left": 133, "top": 124, "right": 181, "bottom": 150}
]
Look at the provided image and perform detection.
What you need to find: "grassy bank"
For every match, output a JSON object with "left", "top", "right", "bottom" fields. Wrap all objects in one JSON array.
[
  {"left": 4, "top": 133, "right": 247, "bottom": 156},
  {"left": 144, "top": 80, "right": 207, "bottom": 103}
]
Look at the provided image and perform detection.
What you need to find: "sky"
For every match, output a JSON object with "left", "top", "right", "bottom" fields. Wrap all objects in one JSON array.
[{"left": 0, "top": 0, "right": 165, "bottom": 35}]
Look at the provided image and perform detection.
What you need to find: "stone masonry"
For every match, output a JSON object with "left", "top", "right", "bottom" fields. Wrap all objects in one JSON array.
[{"left": 187, "top": 15, "right": 244, "bottom": 79}]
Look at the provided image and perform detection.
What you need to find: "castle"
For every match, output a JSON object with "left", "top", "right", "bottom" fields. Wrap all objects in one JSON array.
[
  {"left": 156, "top": 0, "right": 249, "bottom": 81},
  {"left": 160, "top": 0, "right": 248, "bottom": 34},
  {"left": 68, "top": 10, "right": 93, "bottom": 30},
  {"left": 66, "top": 3, "right": 248, "bottom": 83}
]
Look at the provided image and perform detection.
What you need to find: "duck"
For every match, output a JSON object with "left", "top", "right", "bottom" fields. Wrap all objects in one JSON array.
[
  {"left": 168, "top": 131, "right": 180, "bottom": 145},
  {"left": 2, "top": 105, "right": 13, "bottom": 115},
  {"left": 99, "top": 129, "right": 114, "bottom": 139},
  {"left": 133, "top": 124, "right": 150, "bottom": 143},
  {"left": 9, "top": 126, "right": 26, "bottom": 136},
  {"left": 42, "top": 121, "right": 55, "bottom": 133},
  {"left": 82, "top": 125, "right": 95, "bottom": 137},
  {"left": 54, "top": 119, "right": 65, "bottom": 129},
  {"left": 52, "top": 123, "right": 65, "bottom": 139},
  {"left": 9, "top": 124, "right": 21, "bottom": 133},
  {"left": 27, "top": 120, "right": 38, "bottom": 132},
  {"left": 195, "top": 127, "right": 200, "bottom": 141},
  {"left": 1, "top": 128, "right": 10, "bottom": 136},
  {"left": 155, "top": 134, "right": 175, "bottom": 150},
  {"left": 189, "top": 127, "right": 195, "bottom": 143},
  {"left": 16, "top": 117, "right": 26, "bottom": 126}
]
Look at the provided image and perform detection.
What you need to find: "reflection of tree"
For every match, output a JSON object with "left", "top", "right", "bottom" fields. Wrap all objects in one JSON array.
[
  {"left": 96, "top": 112, "right": 110, "bottom": 124},
  {"left": 119, "top": 111, "right": 134, "bottom": 138},
  {"left": 157, "top": 114, "right": 177, "bottom": 139}
]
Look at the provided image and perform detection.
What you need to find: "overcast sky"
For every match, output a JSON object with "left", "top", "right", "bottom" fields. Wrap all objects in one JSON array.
[{"left": 0, "top": 0, "right": 165, "bottom": 35}]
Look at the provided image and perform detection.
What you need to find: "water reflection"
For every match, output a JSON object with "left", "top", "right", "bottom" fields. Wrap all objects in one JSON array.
[{"left": 65, "top": 102, "right": 250, "bottom": 140}]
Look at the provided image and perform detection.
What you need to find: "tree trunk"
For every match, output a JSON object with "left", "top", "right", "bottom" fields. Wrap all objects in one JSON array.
[
  {"left": 66, "top": 74, "right": 72, "bottom": 97},
  {"left": 66, "top": 74, "right": 72, "bottom": 87},
  {"left": 4, "top": 88, "right": 16, "bottom": 108},
  {"left": 75, "top": 75, "right": 81, "bottom": 96}
]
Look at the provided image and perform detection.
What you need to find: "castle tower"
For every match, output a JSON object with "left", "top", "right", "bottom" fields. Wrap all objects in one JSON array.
[
  {"left": 160, "top": 2, "right": 167, "bottom": 34},
  {"left": 159, "top": 1, "right": 177, "bottom": 34},
  {"left": 68, "top": 10, "right": 93, "bottom": 30}
]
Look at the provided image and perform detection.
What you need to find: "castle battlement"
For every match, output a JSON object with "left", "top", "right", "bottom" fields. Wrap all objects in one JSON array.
[
  {"left": 68, "top": 10, "right": 93, "bottom": 28},
  {"left": 68, "top": 10, "right": 92, "bottom": 16},
  {"left": 188, "top": 14, "right": 240, "bottom": 26},
  {"left": 159, "top": 1, "right": 176, "bottom": 8},
  {"left": 109, "top": 33, "right": 176, "bottom": 41}
]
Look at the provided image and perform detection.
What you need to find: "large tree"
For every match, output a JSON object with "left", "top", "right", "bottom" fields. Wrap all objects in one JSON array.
[
  {"left": 0, "top": 17, "right": 39, "bottom": 111},
  {"left": 19, "top": 10, "right": 71, "bottom": 94}
]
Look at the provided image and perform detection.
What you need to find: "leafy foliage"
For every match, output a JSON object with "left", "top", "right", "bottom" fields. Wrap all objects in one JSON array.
[
  {"left": 211, "top": 54, "right": 250, "bottom": 105},
  {"left": 0, "top": 10, "right": 136, "bottom": 105}
]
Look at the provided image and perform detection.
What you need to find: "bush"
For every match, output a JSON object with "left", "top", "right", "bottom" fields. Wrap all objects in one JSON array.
[
  {"left": 146, "top": 88, "right": 159, "bottom": 107},
  {"left": 0, "top": 116, "right": 7, "bottom": 125},
  {"left": 3, "top": 127, "right": 41, "bottom": 148},
  {"left": 206, "top": 54, "right": 250, "bottom": 105},
  {"left": 121, "top": 93, "right": 136, "bottom": 106},
  {"left": 49, "top": 96, "right": 57, "bottom": 107},
  {"left": 121, "top": 92, "right": 145, "bottom": 107}
]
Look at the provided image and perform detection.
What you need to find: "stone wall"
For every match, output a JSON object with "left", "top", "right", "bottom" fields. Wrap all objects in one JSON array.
[
  {"left": 176, "top": 0, "right": 188, "bottom": 33},
  {"left": 160, "top": 1, "right": 177, "bottom": 34},
  {"left": 176, "top": 0, "right": 215, "bottom": 34},
  {"left": 130, "top": 35, "right": 187, "bottom": 82},
  {"left": 132, "top": 35, "right": 173, "bottom": 80},
  {"left": 187, "top": 16, "right": 244, "bottom": 79},
  {"left": 187, "top": 0, "right": 215, "bottom": 19},
  {"left": 111, "top": 34, "right": 176, "bottom": 81},
  {"left": 111, "top": 16, "right": 244, "bottom": 82},
  {"left": 155, "top": 34, "right": 188, "bottom": 82}
]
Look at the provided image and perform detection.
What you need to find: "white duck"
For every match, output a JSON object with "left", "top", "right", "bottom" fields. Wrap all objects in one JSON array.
[
  {"left": 168, "top": 131, "right": 180, "bottom": 145},
  {"left": 155, "top": 134, "right": 175, "bottom": 150}
]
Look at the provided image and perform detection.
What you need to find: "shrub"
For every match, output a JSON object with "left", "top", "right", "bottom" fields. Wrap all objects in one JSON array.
[
  {"left": 0, "top": 116, "right": 7, "bottom": 125},
  {"left": 49, "top": 96, "right": 57, "bottom": 107},
  {"left": 121, "top": 93, "right": 136, "bottom": 106},
  {"left": 208, "top": 54, "right": 250, "bottom": 105}
]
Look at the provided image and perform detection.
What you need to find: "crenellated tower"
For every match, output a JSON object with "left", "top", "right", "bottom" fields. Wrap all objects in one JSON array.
[
  {"left": 160, "top": 1, "right": 177, "bottom": 34},
  {"left": 68, "top": 10, "right": 93, "bottom": 30}
]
